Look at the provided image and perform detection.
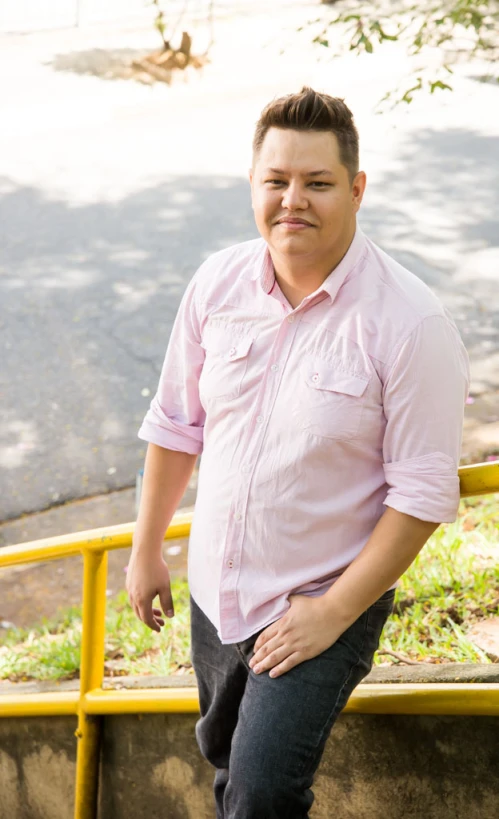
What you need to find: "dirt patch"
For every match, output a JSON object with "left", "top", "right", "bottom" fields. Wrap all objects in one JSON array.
[{"left": 47, "top": 39, "right": 208, "bottom": 85}]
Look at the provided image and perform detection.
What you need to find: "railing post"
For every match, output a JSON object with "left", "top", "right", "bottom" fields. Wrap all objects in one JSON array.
[{"left": 74, "top": 548, "right": 108, "bottom": 819}]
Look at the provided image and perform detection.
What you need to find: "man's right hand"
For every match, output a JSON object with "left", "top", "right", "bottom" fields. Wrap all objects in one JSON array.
[{"left": 126, "top": 549, "right": 175, "bottom": 632}]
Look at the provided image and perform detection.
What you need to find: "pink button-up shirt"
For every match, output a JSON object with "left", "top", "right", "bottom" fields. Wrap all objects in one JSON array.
[{"left": 138, "top": 226, "right": 470, "bottom": 644}]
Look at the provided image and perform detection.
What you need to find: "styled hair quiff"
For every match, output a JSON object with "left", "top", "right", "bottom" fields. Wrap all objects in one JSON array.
[{"left": 252, "top": 87, "right": 359, "bottom": 184}]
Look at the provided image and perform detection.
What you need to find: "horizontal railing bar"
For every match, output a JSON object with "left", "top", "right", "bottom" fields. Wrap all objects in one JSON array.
[
  {"left": 83, "top": 682, "right": 499, "bottom": 716},
  {"left": 0, "top": 512, "right": 192, "bottom": 569},
  {"left": 0, "top": 691, "right": 79, "bottom": 717},
  {"left": 344, "top": 682, "right": 499, "bottom": 715},
  {"left": 458, "top": 461, "right": 499, "bottom": 497},
  {"left": 83, "top": 687, "right": 200, "bottom": 714},
  {"left": 2, "top": 682, "right": 499, "bottom": 718}
]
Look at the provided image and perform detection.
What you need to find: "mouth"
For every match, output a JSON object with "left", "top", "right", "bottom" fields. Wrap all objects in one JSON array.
[{"left": 276, "top": 218, "right": 314, "bottom": 228}]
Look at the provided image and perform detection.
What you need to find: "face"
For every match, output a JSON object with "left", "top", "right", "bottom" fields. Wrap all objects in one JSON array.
[{"left": 249, "top": 128, "right": 366, "bottom": 264}]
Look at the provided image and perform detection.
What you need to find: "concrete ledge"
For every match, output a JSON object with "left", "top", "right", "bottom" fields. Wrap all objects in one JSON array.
[
  {"left": 100, "top": 663, "right": 499, "bottom": 687},
  {"left": 360, "top": 662, "right": 499, "bottom": 684},
  {"left": 2, "top": 663, "right": 498, "bottom": 698}
]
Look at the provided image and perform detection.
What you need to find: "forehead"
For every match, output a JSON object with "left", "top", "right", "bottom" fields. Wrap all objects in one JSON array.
[{"left": 256, "top": 128, "right": 341, "bottom": 170}]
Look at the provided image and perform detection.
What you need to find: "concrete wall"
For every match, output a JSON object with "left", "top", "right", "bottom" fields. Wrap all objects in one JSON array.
[
  {"left": 97, "top": 711, "right": 499, "bottom": 819},
  {"left": 0, "top": 716, "right": 76, "bottom": 819},
  {"left": 1, "top": 665, "right": 498, "bottom": 819}
]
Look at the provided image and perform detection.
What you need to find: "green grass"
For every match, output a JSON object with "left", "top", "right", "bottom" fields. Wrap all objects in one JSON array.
[
  {"left": 0, "top": 579, "right": 193, "bottom": 683},
  {"left": 376, "top": 496, "right": 499, "bottom": 666},
  {"left": 1, "top": 496, "right": 498, "bottom": 682}
]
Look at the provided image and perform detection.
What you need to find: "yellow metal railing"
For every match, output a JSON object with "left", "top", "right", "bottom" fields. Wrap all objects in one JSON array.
[{"left": 0, "top": 461, "right": 498, "bottom": 819}]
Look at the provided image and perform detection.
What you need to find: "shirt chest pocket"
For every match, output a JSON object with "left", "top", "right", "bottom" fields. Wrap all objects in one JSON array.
[
  {"left": 299, "top": 358, "right": 370, "bottom": 441},
  {"left": 199, "top": 332, "right": 254, "bottom": 401}
]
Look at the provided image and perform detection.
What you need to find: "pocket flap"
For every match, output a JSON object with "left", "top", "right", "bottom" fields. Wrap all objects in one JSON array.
[
  {"left": 303, "top": 360, "right": 369, "bottom": 397},
  {"left": 201, "top": 332, "right": 254, "bottom": 361}
]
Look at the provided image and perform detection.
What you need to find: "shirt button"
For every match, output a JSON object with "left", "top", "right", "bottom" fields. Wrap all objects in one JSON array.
[
  {"left": 234, "top": 512, "right": 242, "bottom": 521},
  {"left": 229, "top": 347, "right": 236, "bottom": 357},
  {"left": 256, "top": 415, "right": 264, "bottom": 424},
  {"left": 312, "top": 373, "right": 319, "bottom": 383},
  {"left": 287, "top": 315, "right": 295, "bottom": 323},
  {"left": 227, "top": 559, "right": 234, "bottom": 568},
  {"left": 271, "top": 364, "right": 279, "bottom": 372}
]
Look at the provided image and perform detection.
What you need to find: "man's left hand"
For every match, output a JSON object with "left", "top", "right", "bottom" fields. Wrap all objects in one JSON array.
[{"left": 248, "top": 593, "right": 344, "bottom": 679}]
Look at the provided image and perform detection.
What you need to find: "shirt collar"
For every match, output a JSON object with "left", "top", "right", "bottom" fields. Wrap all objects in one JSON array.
[{"left": 255, "top": 225, "right": 367, "bottom": 304}]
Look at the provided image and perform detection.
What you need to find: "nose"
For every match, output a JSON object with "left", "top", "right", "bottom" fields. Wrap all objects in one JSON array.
[{"left": 281, "top": 181, "right": 308, "bottom": 210}]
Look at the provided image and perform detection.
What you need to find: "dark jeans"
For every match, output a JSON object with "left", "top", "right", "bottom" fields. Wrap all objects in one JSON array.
[{"left": 189, "top": 588, "right": 395, "bottom": 819}]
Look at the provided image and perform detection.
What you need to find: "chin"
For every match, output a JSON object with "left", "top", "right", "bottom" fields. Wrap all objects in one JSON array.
[{"left": 276, "top": 232, "right": 313, "bottom": 245}]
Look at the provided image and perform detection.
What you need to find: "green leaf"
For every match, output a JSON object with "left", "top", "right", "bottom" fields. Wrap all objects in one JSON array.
[
  {"left": 430, "top": 80, "right": 453, "bottom": 93},
  {"left": 378, "top": 29, "right": 399, "bottom": 42},
  {"left": 401, "top": 77, "right": 423, "bottom": 104}
]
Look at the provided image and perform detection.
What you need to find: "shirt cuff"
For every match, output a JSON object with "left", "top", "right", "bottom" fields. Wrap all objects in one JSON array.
[
  {"left": 137, "top": 401, "right": 204, "bottom": 456},
  {"left": 383, "top": 452, "right": 460, "bottom": 523}
]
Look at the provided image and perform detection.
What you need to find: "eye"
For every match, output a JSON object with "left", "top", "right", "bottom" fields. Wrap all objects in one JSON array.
[{"left": 264, "top": 180, "right": 331, "bottom": 188}]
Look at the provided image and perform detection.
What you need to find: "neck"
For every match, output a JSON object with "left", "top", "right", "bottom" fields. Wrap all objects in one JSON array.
[{"left": 270, "top": 222, "right": 357, "bottom": 310}]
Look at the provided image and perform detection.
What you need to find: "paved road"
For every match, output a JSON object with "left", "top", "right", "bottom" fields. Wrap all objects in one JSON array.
[{"left": 1, "top": 3, "right": 498, "bottom": 519}]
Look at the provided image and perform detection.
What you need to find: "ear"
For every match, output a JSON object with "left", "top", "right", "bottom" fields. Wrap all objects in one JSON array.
[
  {"left": 249, "top": 168, "right": 255, "bottom": 209},
  {"left": 351, "top": 171, "right": 367, "bottom": 213}
]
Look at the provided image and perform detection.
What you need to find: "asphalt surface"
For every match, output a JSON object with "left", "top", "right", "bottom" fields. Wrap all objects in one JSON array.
[{"left": 1, "top": 2, "right": 498, "bottom": 520}]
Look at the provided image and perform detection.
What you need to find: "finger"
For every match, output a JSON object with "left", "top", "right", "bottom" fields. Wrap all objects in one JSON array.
[
  {"left": 253, "top": 630, "right": 269, "bottom": 653},
  {"left": 267, "top": 652, "right": 301, "bottom": 679},
  {"left": 252, "top": 644, "right": 289, "bottom": 674},
  {"left": 254, "top": 623, "right": 279, "bottom": 653},
  {"left": 152, "top": 608, "right": 163, "bottom": 616},
  {"left": 138, "top": 602, "right": 160, "bottom": 632},
  {"left": 250, "top": 633, "right": 283, "bottom": 667},
  {"left": 159, "top": 589, "right": 175, "bottom": 619}
]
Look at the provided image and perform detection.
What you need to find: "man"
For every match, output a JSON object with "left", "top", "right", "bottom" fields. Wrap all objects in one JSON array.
[{"left": 127, "top": 87, "right": 469, "bottom": 817}]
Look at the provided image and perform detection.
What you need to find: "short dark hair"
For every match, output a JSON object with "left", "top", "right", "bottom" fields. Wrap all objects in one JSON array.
[{"left": 252, "top": 86, "right": 359, "bottom": 184}]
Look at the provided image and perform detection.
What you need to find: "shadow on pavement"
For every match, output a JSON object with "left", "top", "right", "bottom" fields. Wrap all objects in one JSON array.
[
  {"left": 1, "top": 126, "right": 498, "bottom": 520},
  {"left": 1, "top": 174, "right": 256, "bottom": 519}
]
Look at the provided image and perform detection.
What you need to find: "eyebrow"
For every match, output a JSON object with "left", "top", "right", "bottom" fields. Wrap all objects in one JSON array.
[{"left": 266, "top": 168, "right": 334, "bottom": 177}]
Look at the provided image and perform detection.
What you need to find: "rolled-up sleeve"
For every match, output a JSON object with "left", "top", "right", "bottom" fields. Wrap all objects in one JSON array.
[
  {"left": 138, "top": 274, "right": 206, "bottom": 455},
  {"left": 382, "top": 313, "right": 470, "bottom": 522}
]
